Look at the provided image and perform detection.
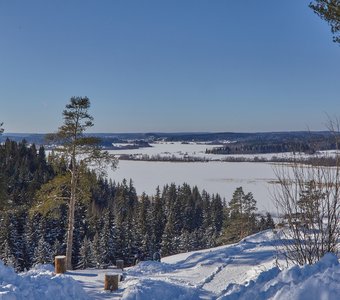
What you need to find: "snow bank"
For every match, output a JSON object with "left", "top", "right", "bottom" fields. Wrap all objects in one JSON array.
[
  {"left": 0, "top": 261, "right": 89, "bottom": 300},
  {"left": 219, "top": 253, "right": 340, "bottom": 300},
  {"left": 126, "top": 261, "right": 175, "bottom": 277},
  {"left": 121, "top": 278, "right": 209, "bottom": 300}
]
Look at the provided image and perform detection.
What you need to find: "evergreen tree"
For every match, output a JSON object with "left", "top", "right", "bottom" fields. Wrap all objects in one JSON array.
[
  {"left": 221, "top": 187, "right": 259, "bottom": 243},
  {"left": 310, "top": 0, "right": 340, "bottom": 43},
  {"left": 92, "top": 232, "right": 101, "bottom": 267},
  {"left": 179, "top": 183, "right": 195, "bottom": 232},
  {"left": 265, "top": 212, "right": 275, "bottom": 229},
  {"left": 52, "top": 239, "right": 63, "bottom": 258},
  {"left": 24, "top": 213, "right": 42, "bottom": 269},
  {"left": 5, "top": 213, "right": 25, "bottom": 270},
  {"left": 179, "top": 230, "right": 191, "bottom": 252},
  {"left": 33, "top": 236, "right": 52, "bottom": 265},
  {"left": 211, "top": 194, "right": 224, "bottom": 234},
  {"left": 1, "top": 240, "right": 17, "bottom": 269},
  {"left": 77, "top": 236, "right": 95, "bottom": 269},
  {"left": 48, "top": 97, "right": 117, "bottom": 269},
  {"left": 99, "top": 209, "right": 116, "bottom": 265},
  {"left": 136, "top": 193, "right": 152, "bottom": 258},
  {"left": 150, "top": 187, "right": 165, "bottom": 252},
  {"left": 192, "top": 186, "right": 204, "bottom": 230},
  {"left": 258, "top": 215, "right": 267, "bottom": 231},
  {"left": 161, "top": 216, "right": 176, "bottom": 256}
]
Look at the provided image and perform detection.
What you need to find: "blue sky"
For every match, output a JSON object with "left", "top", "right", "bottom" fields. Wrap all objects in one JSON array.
[{"left": 0, "top": 0, "right": 339, "bottom": 133}]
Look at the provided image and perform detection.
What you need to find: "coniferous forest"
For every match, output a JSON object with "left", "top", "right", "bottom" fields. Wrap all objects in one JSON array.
[{"left": 0, "top": 139, "right": 274, "bottom": 271}]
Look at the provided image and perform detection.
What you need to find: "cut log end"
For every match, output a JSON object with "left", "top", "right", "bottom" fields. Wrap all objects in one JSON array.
[
  {"left": 104, "top": 274, "right": 119, "bottom": 291},
  {"left": 116, "top": 259, "right": 124, "bottom": 270},
  {"left": 55, "top": 255, "right": 67, "bottom": 274}
]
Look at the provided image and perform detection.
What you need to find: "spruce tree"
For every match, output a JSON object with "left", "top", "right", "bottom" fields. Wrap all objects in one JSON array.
[
  {"left": 33, "top": 236, "right": 52, "bottom": 265},
  {"left": 100, "top": 209, "right": 116, "bottom": 265},
  {"left": 1, "top": 240, "right": 17, "bottom": 269},
  {"left": 161, "top": 219, "right": 175, "bottom": 256},
  {"left": 92, "top": 232, "right": 101, "bottom": 267},
  {"left": 265, "top": 212, "right": 275, "bottom": 229},
  {"left": 78, "top": 236, "right": 95, "bottom": 269},
  {"left": 150, "top": 187, "right": 165, "bottom": 252}
]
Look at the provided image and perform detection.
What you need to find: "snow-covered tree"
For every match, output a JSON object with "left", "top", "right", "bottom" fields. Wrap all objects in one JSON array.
[
  {"left": 77, "top": 236, "right": 95, "bottom": 269},
  {"left": 33, "top": 236, "right": 52, "bottom": 265}
]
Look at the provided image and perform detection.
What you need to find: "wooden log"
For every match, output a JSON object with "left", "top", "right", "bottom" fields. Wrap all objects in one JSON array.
[
  {"left": 116, "top": 259, "right": 124, "bottom": 270},
  {"left": 104, "top": 273, "right": 119, "bottom": 291},
  {"left": 55, "top": 255, "right": 67, "bottom": 274}
]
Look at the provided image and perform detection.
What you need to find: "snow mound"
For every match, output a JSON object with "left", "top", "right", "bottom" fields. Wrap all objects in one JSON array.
[
  {"left": 219, "top": 253, "right": 340, "bottom": 300},
  {"left": 0, "top": 260, "right": 90, "bottom": 300},
  {"left": 126, "top": 261, "right": 175, "bottom": 277},
  {"left": 121, "top": 278, "right": 210, "bottom": 300}
]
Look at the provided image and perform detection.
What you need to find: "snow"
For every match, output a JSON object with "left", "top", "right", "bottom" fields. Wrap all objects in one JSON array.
[
  {"left": 2, "top": 230, "right": 340, "bottom": 299},
  {"left": 108, "top": 160, "right": 278, "bottom": 214},
  {"left": 219, "top": 253, "right": 340, "bottom": 300},
  {"left": 106, "top": 143, "right": 338, "bottom": 215},
  {"left": 0, "top": 262, "right": 89, "bottom": 300},
  {"left": 121, "top": 278, "right": 209, "bottom": 300},
  {"left": 108, "top": 142, "right": 338, "bottom": 161}
]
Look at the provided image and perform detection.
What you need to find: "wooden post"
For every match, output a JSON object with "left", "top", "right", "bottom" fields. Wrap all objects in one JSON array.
[
  {"left": 104, "top": 273, "right": 119, "bottom": 291},
  {"left": 116, "top": 259, "right": 124, "bottom": 270},
  {"left": 55, "top": 255, "right": 67, "bottom": 274}
]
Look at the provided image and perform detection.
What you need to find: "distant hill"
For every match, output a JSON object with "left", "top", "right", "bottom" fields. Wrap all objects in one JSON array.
[{"left": 0, "top": 131, "right": 336, "bottom": 153}]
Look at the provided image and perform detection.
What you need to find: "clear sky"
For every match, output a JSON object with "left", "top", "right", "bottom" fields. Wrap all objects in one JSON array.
[{"left": 0, "top": 0, "right": 339, "bottom": 133}]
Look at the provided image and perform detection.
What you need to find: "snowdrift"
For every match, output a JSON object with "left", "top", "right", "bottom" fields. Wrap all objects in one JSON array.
[
  {"left": 0, "top": 262, "right": 89, "bottom": 300},
  {"left": 219, "top": 253, "right": 340, "bottom": 300}
]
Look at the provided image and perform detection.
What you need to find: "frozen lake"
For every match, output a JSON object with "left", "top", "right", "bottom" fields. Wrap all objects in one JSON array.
[{"left": 107, "top": 143, "right": 280, "bottom": 214}]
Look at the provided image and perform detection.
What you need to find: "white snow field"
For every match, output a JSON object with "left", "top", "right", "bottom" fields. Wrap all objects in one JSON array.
[
  {"left": 3, "top": 230, "right": 340, "bottom": 299},
  {"left": 109, "top": 160, "right": 278, "bottom": 213},
  {"left": 107, "top": 143, "right": 337, "bottom": 215}
]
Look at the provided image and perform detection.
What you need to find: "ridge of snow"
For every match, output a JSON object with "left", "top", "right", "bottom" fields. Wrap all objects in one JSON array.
[
  {"left": 218, "top": 253, "right": 340, "bottom": 300},
  {"left": 0, "top": 262, "right": 90, "bottom": 300}
]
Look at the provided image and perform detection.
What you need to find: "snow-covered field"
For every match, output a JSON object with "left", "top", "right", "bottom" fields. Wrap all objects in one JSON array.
[
  {"left": 3, "top": 230, "right": 340, "bottom": 299},
  {"left": 107, "top": 143, "right": 289, "bottom": 214},
  {"left": 108, "top": 142, "right": 298, "bottom": 161},
  {"left": 109, "top": 160, "right": 278, "bottom": 213},
  {"left": 107, "top": 143, "right": 338, "bottom": 214}
]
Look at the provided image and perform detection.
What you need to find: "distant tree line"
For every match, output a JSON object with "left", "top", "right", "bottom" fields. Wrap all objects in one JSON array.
[
  {"left": 0, "top": 140, "right": 274, "bottom": 271},
  {"left": 119, "top": 153, "right": 340, "bottom": 167},
  {"left": 119, "top": 153, "right": 209, "bottom": 162},
  {"left": 206, "top": 138, "right": 338, "bottom": 156}
]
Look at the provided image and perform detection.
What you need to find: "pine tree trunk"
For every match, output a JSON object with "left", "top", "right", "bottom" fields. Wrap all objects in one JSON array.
[{"left": 66, "top": 169, "right": 76, "bottom": 270}]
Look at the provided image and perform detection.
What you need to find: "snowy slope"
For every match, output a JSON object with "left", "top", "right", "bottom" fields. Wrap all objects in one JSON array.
[
  {"left": 117, "top": 230, "right": 340, "bottom": 300},
  {"left": 120, "top": 230, "right": 279, "bottom": 299},
  {"left": 2, "top": 230, "right": 340, "bottom": 299}
]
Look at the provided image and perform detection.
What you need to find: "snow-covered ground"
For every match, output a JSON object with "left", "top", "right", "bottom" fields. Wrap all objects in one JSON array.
[
  {"left": 108, "top": 142, "right": 309, "bottom": 161},
  {"left": 3, "top": 230, "right": 339, "bottom": 299},
  {"left": 108, "top": 142, "right": 338, "bottom": 161},
  {"left": 109, "top": 160, "right": 279, "bottom": 213},
  {"left": 0, "top": 263, "right": 89, "bottom": 299},
  {"left": 107, "top": 142, "right": 281, "bottom": 214},
  {"left": 107, "top": 143, "right": 338, "bottom": 215}
]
